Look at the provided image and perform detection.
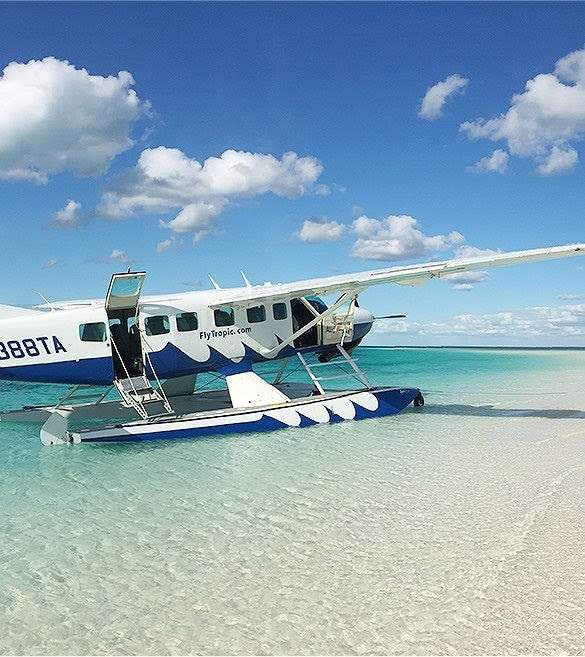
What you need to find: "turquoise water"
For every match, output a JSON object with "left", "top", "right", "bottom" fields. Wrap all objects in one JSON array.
[{"left": 1, "top": 348, "right": 585, "bottom": 655}]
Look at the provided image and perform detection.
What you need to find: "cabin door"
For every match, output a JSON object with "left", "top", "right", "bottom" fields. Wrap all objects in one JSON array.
[{"left": 105, "top": 272, "right": 146, "bottom": 379}]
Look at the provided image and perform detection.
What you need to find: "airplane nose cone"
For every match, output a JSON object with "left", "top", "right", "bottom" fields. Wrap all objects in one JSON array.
[{"left": 352, "top": 307, "right": 374, "bottom": 341}]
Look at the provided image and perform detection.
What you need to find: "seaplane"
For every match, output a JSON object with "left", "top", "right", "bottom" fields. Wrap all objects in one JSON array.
[{"left": 0, "top": 242, "right": 583, "bottom": 445}]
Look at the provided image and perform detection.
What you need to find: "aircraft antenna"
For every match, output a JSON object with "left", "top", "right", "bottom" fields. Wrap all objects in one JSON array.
[
  {"left": 208, "top": 274, "right": 221, "bottom": 289},
  {"left": 34, "top": 290, "right": 55, "bottom": 312},
  {"left": 240, "top": 271, "right": 252, "bottom": 288}
]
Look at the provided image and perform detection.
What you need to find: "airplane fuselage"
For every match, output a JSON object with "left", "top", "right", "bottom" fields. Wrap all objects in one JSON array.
[{"left": 0, "top": 288, "right": 374, "bottom": 385}]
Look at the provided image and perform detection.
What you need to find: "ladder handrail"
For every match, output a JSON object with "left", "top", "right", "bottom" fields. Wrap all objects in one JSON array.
[
  {"left": 110, "top": 336, "right": 149, "bottom": 418},
  {"left": 137, "top": 331, "right": 173, "bottom": 414}
]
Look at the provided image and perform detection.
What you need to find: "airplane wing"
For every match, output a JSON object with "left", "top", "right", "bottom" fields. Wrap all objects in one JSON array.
[{"left": 209, "top": 243, "right": 585, "bottom": 308}]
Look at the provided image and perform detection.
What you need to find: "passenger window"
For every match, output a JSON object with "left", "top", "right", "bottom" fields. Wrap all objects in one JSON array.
[
  {"left": 246, "top": 305, "right": 266, "bottom": 323},
  {"left": 176, "top": 312, "right": 198, "bottom": 332},
  {"left": 214, "top": 307, "right": 234, "bottom": 327},
  {"left": 272, "top": 302, "right": 288, "bottom": 320},
  {"left": 79, "top": 322, "right": 107, "bottom": 342},
  {"left": 145, "top": 315, "right": 170, "bottom": 336}
]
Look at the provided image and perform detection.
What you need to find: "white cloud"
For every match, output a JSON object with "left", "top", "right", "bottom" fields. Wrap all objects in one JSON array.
[
  {"left": 441, "top": 245, "right": 498, "bottom": 290},
  {"left": 373, "top": 303, "right": 585, "bottom": 338},
  {"left": 460, "top": 48, "right": 585, "bottom": 174},
  {"left": 297, "top": 218, "right": 346, "bottom": 243},
  {"left": 162, "top": 200, "right": 226, "bottom": 241},
  {"left": 536, "top": 145, "right": 578, "bottom": 175},
  {"left": 0, "top": 57, "right": 147, "bottom": 183},
  {"left": 53, "top": 200, "right": 82, "bottom": 228},
  {"left": 156, "top": 238, "right": 174, "bottom": 253},
  {"left": 314, "top": 184, "right": 331, "bottom": 196},
  {"left": 106, "top": 249, "right": 132, "bottom": 264},
  {"left": 351, "top": 214, "right": 464, "bottom": 261},
  {"left": 41, "top": 258, "right": 59, "bottom": 269},
  {"left": 453, "top": 245, "right": 500, "bottom": 260},
  {"left": 97, "top": 147, "right": 323, "bottom": 240},
  {"left": 419, "top": 74, "right": 469, "bottom": 120},
  {"left": 371, "top": 318, "right": 411, "bottom": 334},
  {"left": 469, "top": 148, "right": 509, "bottom": 174},
  {"left": 443, "top": 270, "right": 490, "bottom": 291}
]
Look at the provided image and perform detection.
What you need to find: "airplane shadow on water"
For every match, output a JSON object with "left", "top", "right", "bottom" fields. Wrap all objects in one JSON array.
[{"left": 420, "top": 404, "right": 585, "bottom": 420}]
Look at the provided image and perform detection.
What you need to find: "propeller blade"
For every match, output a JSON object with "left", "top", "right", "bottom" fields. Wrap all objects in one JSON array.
[{"left": 373, "top": 314, "right": 406, "bottom": 320}]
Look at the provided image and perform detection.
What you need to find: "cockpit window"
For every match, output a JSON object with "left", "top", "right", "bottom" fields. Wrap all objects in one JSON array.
[
  {"left": 305, "top": 295, "right": 328, "bottom": 314},
  {"left": 246, "top": 305, "right": 266, "bottom": 323},
  {"left": 214, "top": 307, "right": 234, "bottom": 327},
  {"left": 79, "top": 322, "right": 107, "bottom": 342}
]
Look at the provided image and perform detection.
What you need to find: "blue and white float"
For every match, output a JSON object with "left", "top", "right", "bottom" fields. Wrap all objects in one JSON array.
[{"left": 62, "top": 385, "right": 421, "bottom": 445}]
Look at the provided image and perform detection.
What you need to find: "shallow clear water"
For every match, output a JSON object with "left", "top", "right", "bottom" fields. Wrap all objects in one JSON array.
[{"left": 1, "top": 348, "right": 585, "bottom": 655}]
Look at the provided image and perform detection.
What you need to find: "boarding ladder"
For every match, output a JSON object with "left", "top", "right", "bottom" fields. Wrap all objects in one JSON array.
[
  {"left": 297, "top": 344, "right": 371, "bottom": 395},
  {"left": 110, "top": 332, "right": 173, "bottom": 420},
  {"left": 113, "top": 375, "right": 173, "bottom": 420}
]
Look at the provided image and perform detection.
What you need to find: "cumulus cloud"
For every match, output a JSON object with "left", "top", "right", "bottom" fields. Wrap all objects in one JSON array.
[
  {"left": 349, "top": 218, "right": 493, "bottom": 288},
  {"left": 0, "top": 57, "right": 147, "bottom": 183},
  {"left": 97, "top": 147, "right": 323, "bottom": 240},
  {"left": 419, "top": 74, "right": 469, "bottom": 120},
  {"left": 373, "top": 303, "right": 585, "bottom": 338},
  {"left": 163, "top": 200, "right": 227, "bottom": 240},
  {"left": 351, "top": 214, "right": 464, "bottom": 261},
  {"left": 52, "top": 200, "right": 82, "bottom": 228},
  {"left": 536, "top": 145, "right": 578, "bottom": 175},
  {"left": 460, "top": 47, "right": 585, "bottom": 174},
  {"left": 297, "top": 218, "right": 346, "bottom": 243},
  {"left": 441, "top": 245, "right": 499, "bottom": 290},
  {"left": 468, "top": 149, "right": 509, "bottom": 174}
]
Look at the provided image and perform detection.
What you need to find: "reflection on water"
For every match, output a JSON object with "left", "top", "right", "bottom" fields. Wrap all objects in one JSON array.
[{"left": 0, "top": 348, "right": 584, "bottom": 654}]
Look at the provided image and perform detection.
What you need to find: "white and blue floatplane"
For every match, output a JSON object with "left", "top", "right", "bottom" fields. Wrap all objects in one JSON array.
[{"left": 1, "top": 243, "right": 584, "bottom": 445}]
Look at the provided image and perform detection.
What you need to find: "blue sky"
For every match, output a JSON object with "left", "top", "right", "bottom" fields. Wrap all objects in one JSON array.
[{"left": 1, "top": 2, "right": 585, "bottom": 346}]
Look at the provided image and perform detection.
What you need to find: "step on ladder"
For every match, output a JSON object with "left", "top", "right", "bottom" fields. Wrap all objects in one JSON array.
[
  {"left": 113, "top": 375, "right": 173, "bottom": 420},
  {"left": 297, "top": 344, "right": 371, "bottom": 395}
]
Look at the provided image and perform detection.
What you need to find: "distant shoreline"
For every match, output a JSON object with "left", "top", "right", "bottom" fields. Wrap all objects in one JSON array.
[{"left": 361, "top": 345, "right": 585, "bottom": 351}]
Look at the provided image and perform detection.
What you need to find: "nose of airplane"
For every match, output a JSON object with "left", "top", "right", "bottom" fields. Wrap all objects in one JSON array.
[{"left": 352, "top": 306, "right": 374, "bottom": 341}]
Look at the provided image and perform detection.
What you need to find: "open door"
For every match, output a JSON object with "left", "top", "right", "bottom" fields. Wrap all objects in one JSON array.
[
  {"left": 105, "top": 272, "right": 146, "bottom": 379},
  {"left": 291, "top": 297, "right": 321, "bottom": 348}
]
